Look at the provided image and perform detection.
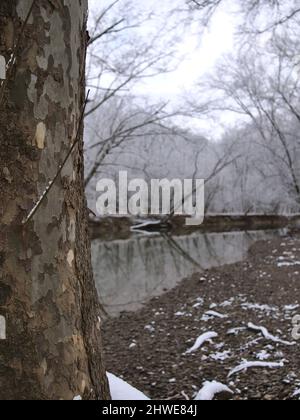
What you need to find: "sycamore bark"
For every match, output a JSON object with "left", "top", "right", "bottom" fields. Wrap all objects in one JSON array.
[{"left": 0, "top": 0, "right": 110, "bottom": 400}]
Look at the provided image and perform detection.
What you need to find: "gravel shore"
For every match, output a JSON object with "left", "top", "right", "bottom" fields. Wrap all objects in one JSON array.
[{"left": 103, "top": 233, "right": 300, "bottom": 400}]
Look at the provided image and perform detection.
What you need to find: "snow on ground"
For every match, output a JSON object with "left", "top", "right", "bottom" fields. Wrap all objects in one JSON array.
[
  {"left": 227, "top": 327, "right": 247, "bottom": 336},
  {"left": 220, "top": 298, "right": 235, "bottom": 307},
  {"left": 284, "top": 304, "right": 299, "bottom": 312},
  {"left": 228, "top": 361, "right": 285, "bottom": 378},
  {"left": 248, "top": 323, "right": 296, "bottom": 346},
  {"left": 210, "top": 350, "right": 231, "bottom": 361},
  {"left": 107, "top": 372, "right": 150, "bottom": 400},
  {"left": 193, "top": 297, "right": 204, "bottom": 308},
  {"left": 129, "top": 342, "right": 137, "bottom": 349},
  {"left": 292, "top": 389, "right": 300, "bottom": 399},
  {"left": 277, "top": 254, "right": 300, "bottom": 268},
  {"left": 175, "top": 311, "right": 186, "bottom": 316},
  {"left": 240, "top": 337, "right": 263, "bottom": 351},
  {"left": 145, "top": 324, "right": 155, "bottom": 333},
  {"left": 241, "top": 303, "right": 278, "bottom": 314},
  {"left": 195, "top": 381, "right": 233, "bottom": 401},
  {"left": 103, "top": 236, "right": 300, "bottom": 400},
  {"left": 204, "top": 310, "right": 228, "bottom": 319},
  {"left": 278, "top": 261, "right": 300, "bottom": 268},
  {"left": 185, "top": 332, "right": 218, "bottom": 354},
  {"left": 256, "top": 350, "right": 271, "bottom": 361}
]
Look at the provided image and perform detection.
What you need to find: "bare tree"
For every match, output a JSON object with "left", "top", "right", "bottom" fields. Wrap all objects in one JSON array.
[
  {"left": 188, "top": 0, "right": 300, "bottom": 32},
  {"left": 84, "top": 98, "right": 179, "bottom": 188},
  {"left": 187, "top": 18, "right": 300, "bottom": 213},
  {"left": 86, "top": 0, "right": 186, "bottom": 117},
  {"left": 84, "top": 0, "right": 198, "bottom": 190}
]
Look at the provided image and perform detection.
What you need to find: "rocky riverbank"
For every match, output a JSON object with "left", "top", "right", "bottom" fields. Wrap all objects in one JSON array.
[{"left": 103, "top": 232, "right": 300, "bottom": 400}]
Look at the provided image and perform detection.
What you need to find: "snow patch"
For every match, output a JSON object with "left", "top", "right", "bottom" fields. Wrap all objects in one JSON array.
[
  {"left": 227, "top": 327, "right": 246, "bottom": 336},
  {"left": 228, "top": 360, "right": 285, "bottom": 377},
  {"left": 144, "top": 325, "right": 155, "bottom": 333},
  {"left": 129, "top": 343, "right": 137, "bottom": 349},
  {"left": 107, "top": 372, "right": 150, "bottom": 401},
  {"left": 242, "top": 303, "right": 277, "bottom": 313},
  {"left": 210, "top": 351, "right": 231, "bottom": 361},
  {"left": 292, "top": 389, "right": 300, "bottom": 398},
  {"left": 205, "top": 311, "right": 228, "bottom": 319},
  {"left": 220, "top": 299, "right": 234, "bottom": 307},
  {"left": 256, "top": 350, "right": 271, "bottom": 361},
  {"left": 284, "top": 304, "right": 299, "bottom": 312},
  {"left": 195, "top": 381, "right": 233, "bottom": 401},
  {"left": 185, "top": 332, "right": 218, "bottom": 354},
  {"left": 248, "top": 323, "right": 296, "bottom": 346}
]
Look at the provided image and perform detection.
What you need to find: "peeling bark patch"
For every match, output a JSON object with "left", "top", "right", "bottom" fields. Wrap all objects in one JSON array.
[
  {"left": 3, "top": 167, "right": 13, "bottom": 183},
  {"left": 0, "top": 55, "right": 6, "bottom": 79},
  {"left": 41, "top": 359, "right": 47, "bottom": 375},
  {"left": 67, "top": 250, "right": 74, "bottom": 267},
  {"left": 0, "top": 316, "right": 6, "bottom": 340},
  {"left": 35, "top": 122, "right": 46, "bottom": 149},
  {"left": 68, "top": 210, "right": 76, "bottom": 243},
  {"left": 16, "top": 0, "right": 34, "bottom": 24}
]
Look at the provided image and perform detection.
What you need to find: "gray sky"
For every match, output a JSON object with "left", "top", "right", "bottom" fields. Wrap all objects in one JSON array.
[
  {"left": 88, "top": 0, "right": 238, "bottom": 137},
  {"left": 133, "top": 6, "right": 235, "bottom": 101}
]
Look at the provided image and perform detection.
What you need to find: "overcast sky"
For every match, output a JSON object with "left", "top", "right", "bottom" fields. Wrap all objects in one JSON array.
[
  {"left": 88, "top": 0, "right": 238, "bottom": 137},
  {"left": 135, "top": 8, "right": 235, "bottom": 101}
]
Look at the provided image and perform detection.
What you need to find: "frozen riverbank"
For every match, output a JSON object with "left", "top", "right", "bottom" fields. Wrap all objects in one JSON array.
[{"left": 103, "top": 233, "right": 300, "bottom": 400}]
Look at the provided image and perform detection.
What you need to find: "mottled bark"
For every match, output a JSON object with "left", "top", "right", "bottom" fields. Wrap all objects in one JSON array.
[{"left": 0, "top": 0, "right": 110, "bottom": 400}]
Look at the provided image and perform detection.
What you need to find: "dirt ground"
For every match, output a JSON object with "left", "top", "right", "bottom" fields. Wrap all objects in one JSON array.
[{"left": 103, "top": 232, "right": 300, "bottom": 400}]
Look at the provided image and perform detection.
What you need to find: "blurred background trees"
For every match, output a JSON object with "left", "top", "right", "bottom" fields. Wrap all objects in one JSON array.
[{"left": 85, "top": 0, "right": 300, "bottom": 216}]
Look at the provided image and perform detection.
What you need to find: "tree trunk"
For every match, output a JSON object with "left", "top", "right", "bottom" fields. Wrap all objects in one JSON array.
[{"left": 0, "top": 0, "right": 110, "bottom": 400}]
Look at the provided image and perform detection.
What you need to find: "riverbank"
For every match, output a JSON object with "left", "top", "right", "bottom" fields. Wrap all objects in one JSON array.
[
  {"left": 102, "top": 232, "right": 300, "bottom": 400},
  {"left": 90, "top": 215, "right": 300, "bottom": 241}
]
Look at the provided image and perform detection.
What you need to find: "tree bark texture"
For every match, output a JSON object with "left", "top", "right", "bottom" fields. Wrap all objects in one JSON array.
[{"left": 0, "top": 0, "right": 110, "bottom": 400}]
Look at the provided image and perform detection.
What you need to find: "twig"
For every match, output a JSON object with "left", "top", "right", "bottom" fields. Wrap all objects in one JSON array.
[
  {"left": 0, "top": 0, "right": 37, "bottom": 106},
  {"left": 23, "top": 91, "right": 90, "bottom": 225}
]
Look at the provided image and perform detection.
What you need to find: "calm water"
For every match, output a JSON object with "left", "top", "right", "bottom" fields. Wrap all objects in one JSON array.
[{"left": 91, "top": 229, "right": 285, "bottom": 316}]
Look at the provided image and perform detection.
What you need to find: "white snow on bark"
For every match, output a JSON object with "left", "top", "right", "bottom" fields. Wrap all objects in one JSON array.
[
  {"left": 195, "top": 381, "right": 233, "bottom": 400},
  {"left": 185, "top": 332, "right": 218, "bottom": 354}
]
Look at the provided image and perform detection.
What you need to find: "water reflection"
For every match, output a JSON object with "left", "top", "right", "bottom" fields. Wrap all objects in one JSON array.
[{"left": 91, "top": 230, "right": 284, "bottom": 316}]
